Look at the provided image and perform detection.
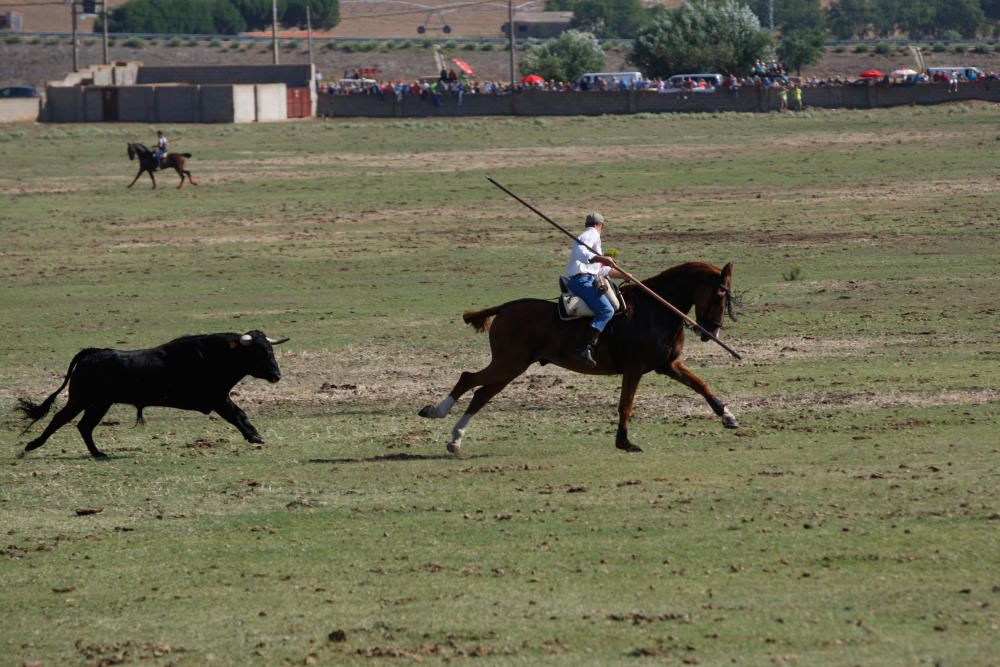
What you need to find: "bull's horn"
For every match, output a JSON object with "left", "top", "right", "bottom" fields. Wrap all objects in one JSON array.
[
  {"left": 240, "top": 334, "right": 253, "bottom": 346},
  {"left": 266, "top": 336, "right": 290, "bottom": 345}
]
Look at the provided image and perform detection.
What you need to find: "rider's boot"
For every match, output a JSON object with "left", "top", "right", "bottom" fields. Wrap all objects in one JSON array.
[{"left": 575, "top": 328, "right": 600, "bottom": 368}]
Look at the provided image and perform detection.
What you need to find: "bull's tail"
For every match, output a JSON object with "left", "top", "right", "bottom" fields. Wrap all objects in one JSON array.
[
  {"left": 16, "top": 348, "right": 93, "bottom": 430},
  {"left": 462, "top": 304, "right": 506, "bottom": 333}
]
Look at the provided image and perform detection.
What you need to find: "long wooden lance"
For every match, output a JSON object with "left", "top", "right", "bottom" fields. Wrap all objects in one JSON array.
[{"left": 487, "top": 176, "right": 743, "bottom": 361}]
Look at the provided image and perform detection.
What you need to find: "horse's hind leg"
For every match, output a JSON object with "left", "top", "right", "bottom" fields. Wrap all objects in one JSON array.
[
  {"left": 18, "top": 401, "right": 86, "bottom": 458},
  {"left": 175, "top": 166, "right": 187, "bottom": 189},
  {"left": 185, "top": 170, "right": 197, "bottom": 186},
  {"left": 148, "top": 171, "right": 157, "bottom": 189},
  {"left": 663, "top": 360, "right": 739, "bottom": 429},
  {"left": 446, "top": 378, "right": 515, "bottom": 456},
  {"left": 419, "top": 357, "right": 529, "bottom": 419}
]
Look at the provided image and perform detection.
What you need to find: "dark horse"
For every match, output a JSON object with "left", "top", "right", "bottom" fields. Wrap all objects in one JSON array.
[
  {"left": 126, "top": 142, "right": 197, "bottom": 189},
  {"left": 419, "top": 261, "right": 738, "bottom": 455}
]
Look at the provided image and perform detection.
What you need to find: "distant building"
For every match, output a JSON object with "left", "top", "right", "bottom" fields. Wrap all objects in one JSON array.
[
  {"left": 502, "top": 11, "right": 573, "bottom": 39},
  {"left": 1, "top": 12, "right": 24, "bottom": 31}
]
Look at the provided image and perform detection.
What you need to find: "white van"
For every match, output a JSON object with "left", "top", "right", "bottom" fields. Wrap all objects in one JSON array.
[
  {"left": 662, "top": 73, "right": 723, "bottom": 92},
  {"left": 576, "top": 71, "right": 644, "bottom": 90},
  {"left": 926, "top": 66, "right": 985, "bottom": 80}
]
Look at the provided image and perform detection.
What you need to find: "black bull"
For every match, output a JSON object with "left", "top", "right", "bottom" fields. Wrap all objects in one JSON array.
[{"left": 16, "top": 331, "right": 288, "bottom": 459}]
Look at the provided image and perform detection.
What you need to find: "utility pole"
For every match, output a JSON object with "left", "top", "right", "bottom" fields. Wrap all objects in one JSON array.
[
  {"left": 507, "top": 0, "right": 514, "bottom": 87},
  {"left": 271, "top": 0, "right": 279, "bottom": 65},
  {"left": 306, "top": 5, "right": 313, "bottom": 67},
  {"left": 71, "top": 0, "right": 79, "bottom": 72},
  {"left": 102, "top": 1, "right": 109, "bottom": 65}
]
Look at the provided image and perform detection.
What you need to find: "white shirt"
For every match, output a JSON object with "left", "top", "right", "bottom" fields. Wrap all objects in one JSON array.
[{"left": 565, "top": 227, "right": 610, "bottom": 278}]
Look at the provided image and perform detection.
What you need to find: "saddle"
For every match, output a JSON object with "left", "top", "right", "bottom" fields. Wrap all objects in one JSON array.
[{"left": 557, "top": 275, "right": 627, "bottom": 321}]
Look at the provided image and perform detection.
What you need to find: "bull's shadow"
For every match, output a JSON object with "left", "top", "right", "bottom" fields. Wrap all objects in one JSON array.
[{"left": 308, "top": 452, "right": 489, "bottom": 464}]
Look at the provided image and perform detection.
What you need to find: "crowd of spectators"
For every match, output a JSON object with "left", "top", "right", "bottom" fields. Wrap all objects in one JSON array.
[{"left": 319, "top": 62, "right": 999, "bottom": 100}]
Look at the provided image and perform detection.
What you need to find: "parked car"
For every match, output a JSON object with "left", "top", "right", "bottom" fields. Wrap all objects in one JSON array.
[
  {"left": 576, "top": 71, "right": 644, "bottom": 90},
  {"left": 0, "top": 85, "right": 41, "bottom": 98},
  {"left": 662, "top": 73, "right": 723, "bottom": 92}
]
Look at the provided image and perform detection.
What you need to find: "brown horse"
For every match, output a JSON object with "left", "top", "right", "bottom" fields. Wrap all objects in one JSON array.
[
  {"left": 419, "top": 261, "right": 738, "bottom": 455},
  {"left": 126, "top": 142, "right": 197, "bottom": 189}
]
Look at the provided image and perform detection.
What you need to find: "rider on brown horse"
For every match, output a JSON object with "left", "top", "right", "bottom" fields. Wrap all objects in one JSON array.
[
  {"left": 565, "top": 212, "right": 628, "bottom": 367},
  {"left": 153, "top": 130, "right": 168, "bottom": 169}
]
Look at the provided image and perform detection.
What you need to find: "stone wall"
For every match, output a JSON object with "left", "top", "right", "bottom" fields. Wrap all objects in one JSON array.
[{"left": 318, "top": 80, "right": 1000, "bottom": 118}]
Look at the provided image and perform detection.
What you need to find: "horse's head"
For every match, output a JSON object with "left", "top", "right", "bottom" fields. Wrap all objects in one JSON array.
[
  {"left": 127, "top": 143, "right": 136, "bottom": 161},
  {"left": 693, "top": 262, "right": 734, "bottom": 342}
]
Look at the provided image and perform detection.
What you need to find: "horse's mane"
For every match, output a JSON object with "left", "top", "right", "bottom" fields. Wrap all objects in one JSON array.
[{"left": 632, "top": 261, "right": 722, "bottom": 293}]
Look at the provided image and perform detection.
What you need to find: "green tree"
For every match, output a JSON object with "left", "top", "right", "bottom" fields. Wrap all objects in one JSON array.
[
  {"left": 628, "top": 0, "right": 773, "bottom": 78},
  {"left": 826, "top": 0, "right": 871, "bottom": 39},
  {"left": 777, "top": 27, "right": 825, "bottom": 74},
  {"left": 230, "top": 0, "right": 281, "bottom": 31},
  {"left": 746, "top": 0, "right": 825, "bottom": 32},
  {"left": 870, "top": 0, "right": 904, "bottom": 38},
  {"left": 519, "top": 29, "right": 606, "bottom": 81},
  {"left": 284, "top": 0, "right": 340, "bottom": 30},
  {"left": 546, "top": 0, "right": 650, "bottom": 39},
  {"left": 212, "top": 1, "right": 247, "bottom": 34},
  {"left": 934, "top": 0, "right": 985, "bottom": 38}
]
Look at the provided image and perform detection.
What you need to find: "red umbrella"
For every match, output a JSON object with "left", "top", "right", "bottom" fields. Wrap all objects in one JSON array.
[
  {"left": 859, "top": 69, "right": 885, "bottom": 78},
  {"left": 522, "top": 74, "right": 545, "bottom": 85},
  {"left": 452, "top": 58, "right": 474, "bottom": 76}
]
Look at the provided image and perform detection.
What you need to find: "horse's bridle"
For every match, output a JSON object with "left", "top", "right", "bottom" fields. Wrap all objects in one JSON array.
[{"left": 696, "top": 282, "right": 735, "bottom": 332}]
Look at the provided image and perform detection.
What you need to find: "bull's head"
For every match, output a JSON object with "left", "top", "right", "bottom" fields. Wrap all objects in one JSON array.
[{"left": 238, "top": 330, "right": 288, "bottom": 383}]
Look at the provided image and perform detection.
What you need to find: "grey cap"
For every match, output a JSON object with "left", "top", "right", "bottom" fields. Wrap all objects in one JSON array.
[{"left": 585, "top": 212, "right": 605, "bottom": 227}]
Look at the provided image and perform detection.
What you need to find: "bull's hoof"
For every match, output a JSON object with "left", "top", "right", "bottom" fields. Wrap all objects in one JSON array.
[
  {"left": 248, "top": 434, "right": 264, "bottom": 444},
  {"left": 616, "top": 441, "right": 643, "bottom": 453},
  {"left": 418, "top": 405, "right": 439, "bottom": 419},
  {"left": 446, "top": 443, "right": 463, "bottom": 457},
  {"left": 92, "top": 451, "right": 109, "bottom": 460}
]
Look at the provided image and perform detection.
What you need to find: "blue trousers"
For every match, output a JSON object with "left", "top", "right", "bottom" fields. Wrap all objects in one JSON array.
[{"left": 567, "top": 274, "right": 614, "bottom": 332}]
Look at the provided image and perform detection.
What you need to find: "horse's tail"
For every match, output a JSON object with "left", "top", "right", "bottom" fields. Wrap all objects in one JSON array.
[
  {"left": 462, "top": 304, "right": 506, "bottom": 333},
  {"left": 181, "top": 153, "right": 192, "bottom": 158},
  {"left": 16, "top": 348, "right": 92, "bottom": 430}
]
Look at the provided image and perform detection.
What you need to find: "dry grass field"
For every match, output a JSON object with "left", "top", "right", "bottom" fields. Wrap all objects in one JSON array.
[{"left": 1, "top": 105, "right": 998, "bottom": 665}]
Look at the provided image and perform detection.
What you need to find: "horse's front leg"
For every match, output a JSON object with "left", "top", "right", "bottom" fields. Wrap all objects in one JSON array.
[
  {"left": 127, "top": 169, "right": 143, "bottom": 188},
  {"left": 663, "top": 360, "right": 738, "bottom": 428},
  {"left": 616, "top": 370, "right": 643, "bottom": 452}
]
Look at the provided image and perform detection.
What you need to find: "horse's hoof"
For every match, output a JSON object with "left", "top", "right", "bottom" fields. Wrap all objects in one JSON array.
[
  {"left": 15, "top": 449, "right": 26, "bottom": 459},
  {"left": 418, "top": 405, "right": 438, "bottom": 419},
  {"left": 616, "top": 441, "right": 643, "bottom": 453},
  {"left": 446, "top": 443, "right": 463, "bottom": 457},
  {"left": 722, "top": 409, "right": 739, "bottom": 429}
]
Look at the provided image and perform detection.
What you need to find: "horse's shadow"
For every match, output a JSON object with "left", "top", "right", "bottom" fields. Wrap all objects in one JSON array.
[{"left": 308, "top": 452, "right": 490, "bottom": 464}]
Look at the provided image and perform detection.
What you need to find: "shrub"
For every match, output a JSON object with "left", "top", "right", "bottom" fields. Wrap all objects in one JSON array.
[
  {"left": 782, "top": 264, "right": 803, "bottom": 281},
  {"left": 931, "top": 43, "right": 946, "bottom": 52},
  {"left": 357, "top": 40, "right": 377, "bottom": 52},
  {"left": 185, "top": 39, "right": 199, "bottom": 47},
  {"left": 167, "top": 38, "right": 182, "bottom": 48},
  {"left": 421, "top": 39, "right": 434, "bottom": 49},
  {"left": 461, "top": 42, "right": 476, "bottom": 51},
  {"left": 124, "top": 37, "right": 145, "bottom": 49},
  {"left": 874, "top": 43, "right": 890, "bottom": 54},
  {"left": 384, "top": 40, "right": 397, "bottom": 49},
  {"left": 228, "top": 41, "right": 241, "bottom": 50},
  {"left": 209, "top": 39, "right": 221, "bottom": 48},
  {"left": 853, "top": 44, "right": 868, "bottom": 53},
  {"left": 480, "top": 42, "right": 495, "bottom": 51},
  {"left": 397, "top": 40, "right": 412, "bottom": 49},
  {"left": 108, "top": 38, "right": 116, "bottom": 47},
  {"left": 341, "top": 42, "right": 357, "bottom": 53},
  {"left": 324, "top": 41, "right": 338, "bottom": 50},
  {"left": 30, "top": 36, "right": 43, "bottom": 45},
  {"left": 953, "top": 45, "right": 966, "bottom": 53},
  {"left": 972, "top": 44, "right": 989, "bottom": 54},
  {"left": 995, "top": 44, "right": 1000, "bottom": 52},
  {"left": 444, "top": 39, "right": 457, "bottom": 50},
  {"left": 832, "top": 45, "right": 845, "bottom": 53},
  {"left": 285, "top": 40, "right": 301, "bottom": 50},
  {"left": 84, "top": 38, "right": 97, "bottom": 47}
]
